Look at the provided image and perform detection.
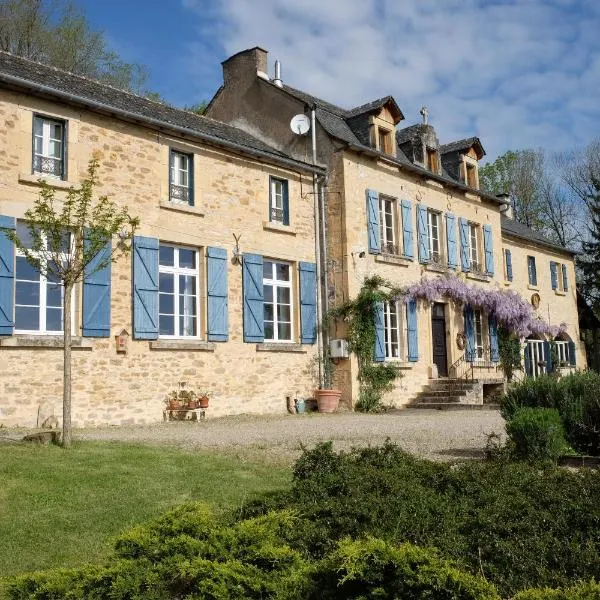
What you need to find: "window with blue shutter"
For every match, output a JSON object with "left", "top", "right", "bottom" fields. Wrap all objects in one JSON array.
[
  {"left": 561, "top": 264, "right": 568, "bottom": 291},
  {"left": 366, "top": 189, "right": 381, "bottom": 254},
  {"left": 550, "top": 261, "right": 558, "bottom": 290},
  {"left": 242, "top": 253, "right": 264, "bottom": 342},
  {"left": 132, "top": 236, "right": 159, "bottom": 340},
  {"left": 0, "top": 215, "right": 15, "bottom": 336},
  {"left": 568, "top": 341, "right": 576, "bottom": 366},
  {"left": 524, "top": 343, "right": 533, "bottom": 376},
  {"left": 401, "top": 200, "right": 414, "bottom": 259},
  {"left": 299, "top": 262, "right": 317, "bottom": 344},
  {"left": 459, "top": 217, "right": 470, "bottom": 271},
  {"left": 527, "top": 256, "right": 537, "bottom": 286},
  {"left": 488, "top": 315, "right": 499, "bottom": 362},
  {"left": 207, "top": 247, "right": 228, "bottom": 342},
  {"left": 406, "top": 299, "right": 419, "bottom": 362},
  {"left": 505, "top": 249, "right": 513, "bottom": 281},
  {"left": 373, "top": 301, "right": 385, "bottom": 362},
  {"left": 483, "top": 224, "right": 494, "bottom": 275},
  {"left": 169, "top": 150, "right": 194, "bottom": 205},
  {"left": 416, "top": 203, "right": 429, "bottom": 264},
  {"left": 464, "top": 305, "right": 475, "bottom": 362},
  {"left": 445, "top": 212, "right": 457, "bottom": 269},
  {"left": 543, "top": 341, "right": 552, "bottom": 372},
  {"left": 82, "top": 236, "right": 111, "bottom": 337},
  {"left": 269, "top": 177, "right": 289, "bottom": 226}
]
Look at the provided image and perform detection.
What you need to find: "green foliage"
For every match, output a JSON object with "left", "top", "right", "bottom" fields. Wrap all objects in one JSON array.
[
  {"left": 512, "top": 580, "right": 600, "bottom": 600},
  {"left": 311, "top": 537, "right": 499, "bottom": 600},
  {"left": 185, "top": 101, "right": 209, "bottom": 115},
  {"left": 506, "top": 408, "right": 567, "bottom": 462},
  {"left": 501, "top": 372, "right": 600, "bottom": 455},
  {"left": 498, "top": 326, "right": 522, "bottom": 381},
  {"left": 328, "top": 276, "right": 402, "bottom": 411}
]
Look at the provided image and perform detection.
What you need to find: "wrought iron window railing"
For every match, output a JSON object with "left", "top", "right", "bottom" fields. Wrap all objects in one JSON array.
[
  {"left": 170, "top": 183, "right": 190, "bottom": 204},
  {"left": 270, "top": 207, "right": 284, "bottom": 223},
  {"left": 33, "top": 155, "right": 62, "bottom": 178}
]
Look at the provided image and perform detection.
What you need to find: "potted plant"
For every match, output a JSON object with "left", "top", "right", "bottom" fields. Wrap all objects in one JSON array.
[
  {"left": 198, "top": 392, "right": 210, "bottom": 409},
  {"left": 166, "top": 390, "right": 181, "bottom": 410},
  {"left": 311, "top": 353, "right": 342, "bottom": 413}
]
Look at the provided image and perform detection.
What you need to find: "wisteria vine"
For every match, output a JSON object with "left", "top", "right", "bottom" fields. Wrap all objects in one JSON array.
[{"left": 394, "top": 273, "right": 567, "bottom": 338}]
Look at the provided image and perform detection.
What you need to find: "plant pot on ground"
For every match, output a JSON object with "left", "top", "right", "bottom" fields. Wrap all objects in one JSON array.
[
  {"left": 198, "top": 394, "right": 209, "bottom": 409},
  {"left": 314, "top": 388, "right": 342, "bottom": 413}
]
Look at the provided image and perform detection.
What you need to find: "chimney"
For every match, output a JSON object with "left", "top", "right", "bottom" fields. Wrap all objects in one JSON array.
[
  {"left": 498, "top": 193, "right": 513, "bottom": 219},
  {"left": 222, "top": 47, "right": 268, "bottom": 86},
  {"left": 273, "top": 60, "right": 283, "bottom": 87}
]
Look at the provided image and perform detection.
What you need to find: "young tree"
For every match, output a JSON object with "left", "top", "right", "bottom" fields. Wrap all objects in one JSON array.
[
  {"left": 578, "top": 175, "right": 600, "bottom": 312},
  {"left": 3, "top": 159, "right": 138, "bottom": 447}
]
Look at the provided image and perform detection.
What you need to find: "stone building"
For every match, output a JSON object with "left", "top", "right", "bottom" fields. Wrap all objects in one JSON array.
[
  {"left": 207, "top": 47, "right": 584, "bottom": 408},
  {"left": 0, "top": 51, "right": 324, "bottom": 427}
]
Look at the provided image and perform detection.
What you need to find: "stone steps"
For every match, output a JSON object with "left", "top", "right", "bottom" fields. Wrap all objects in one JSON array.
[
  {"left": 412, "top": 403, "right": 501, "bottom": 411},
  {"left": 410, "top": 378, "right": 485, "bottom": 410}
]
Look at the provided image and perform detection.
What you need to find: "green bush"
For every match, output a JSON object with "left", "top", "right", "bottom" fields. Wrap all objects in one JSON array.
[
  {"left": 501, "top": 375, "right": 560, "bottom": 420},
  {"left": 506, "top": 407, "right": 567, "bottom": 462},
  {"left": 512, "top": 580, "right": 600, "bottom": 599}
]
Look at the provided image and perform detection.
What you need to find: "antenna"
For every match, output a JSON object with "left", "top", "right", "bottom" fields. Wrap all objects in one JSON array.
[{"left": 290, "top": 114, "right": 310, "bottom": 135}]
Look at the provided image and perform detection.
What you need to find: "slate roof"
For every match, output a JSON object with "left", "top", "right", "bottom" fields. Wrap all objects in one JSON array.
[
  {"left": 440, "top": 137, "right": 485, "bottom": 159},
  {"left": 500, "top": 216, "right": 576, "bottom": 255},
  {"left": 0, "top": 51, "right": 322, "bottom": 172},
  {"left": 345, "top": 96, "right": 403, "bottom": 120}
]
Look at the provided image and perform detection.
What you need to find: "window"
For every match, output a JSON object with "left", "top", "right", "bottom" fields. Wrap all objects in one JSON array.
[
  {"left": 427, "top": 210, "right": 442, "bottom": 264},
  {"left": 269, "top": 177, "right": 289, "bottom": 225},
  {"left": 468, "top": 223, "right": 480, "bottom": 271},
  {"left": 473, "top": 309, "right": 484, "bottom": 360},
  {"left": 14, "top": 222, "right": 70, "bottom": 334},
  {"left": 555, "top": 339, "right": 570, "bottom": 365},
  {"left": 263, "top": 260, "right": 292, "bottom": 342},
  {"left": 169, "top": 150, "right": 193, "bottom": 204},
  {"left": 379, "top": 196, "right": 398, "bottom": 254},
  {"left": 527, "top": 256, "right": 537, "bottom": 286},
  {"left": 378, "top": 128, "right": 393, "bottom": 154},
  {"left": 426, "top": 148, "right": 439, "bottom": 173},
  {"left": 383, "top": 301, "right": 404, "bottom": 359},
  {"left": 159, "top": 244, "right": 199, "bottom": 338},
  {"left": 33, "top": 115, "right": 65, "bottom": 179},
  {"left": 465, "top": 162, "right": 478, "bottom": 188}
]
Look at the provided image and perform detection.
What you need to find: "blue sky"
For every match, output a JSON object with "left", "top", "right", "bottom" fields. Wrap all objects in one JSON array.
[{"left": 78, "top": 0, "right": 600, "bottom": 162}]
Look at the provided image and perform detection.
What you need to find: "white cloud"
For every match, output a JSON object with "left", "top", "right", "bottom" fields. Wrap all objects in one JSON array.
[{"left": 183, "top": 0, "right": 600, "bottom": 160}]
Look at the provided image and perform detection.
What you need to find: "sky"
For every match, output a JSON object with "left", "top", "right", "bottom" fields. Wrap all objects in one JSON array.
[{"left": 78, "top": 0, "right": 600, "bottom": 162}]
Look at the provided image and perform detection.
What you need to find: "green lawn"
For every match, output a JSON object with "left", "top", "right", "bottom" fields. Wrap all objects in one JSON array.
[{"left": 0, "top": 441, "right": 289, "bottom": 579}]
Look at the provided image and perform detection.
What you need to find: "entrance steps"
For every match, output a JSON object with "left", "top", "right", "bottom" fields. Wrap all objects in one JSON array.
[{"left": 410, "top": 378, "right": 501, "bottom": 410}]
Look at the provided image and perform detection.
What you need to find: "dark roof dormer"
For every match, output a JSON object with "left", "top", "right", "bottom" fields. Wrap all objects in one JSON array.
[
  {"left": 396, "top": 123, "right": 441, "bottom": 174},
  {"left": 440, "top": 137, "right": 485, "bottom": 189}
]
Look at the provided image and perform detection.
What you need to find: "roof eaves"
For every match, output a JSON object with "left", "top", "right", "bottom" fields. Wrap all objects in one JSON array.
[{"left": 500, "top": 227, "right": 577, "bottom": 256}]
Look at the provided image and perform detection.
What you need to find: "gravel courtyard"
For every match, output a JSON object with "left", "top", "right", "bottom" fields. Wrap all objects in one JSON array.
[{"left": 76, "top": 409, "right": 505, "bottom": 464}]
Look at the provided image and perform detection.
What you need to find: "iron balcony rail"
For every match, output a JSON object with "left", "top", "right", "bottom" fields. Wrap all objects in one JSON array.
[{"left": 448, "top": 347, "right": 502, "bottom": 386}]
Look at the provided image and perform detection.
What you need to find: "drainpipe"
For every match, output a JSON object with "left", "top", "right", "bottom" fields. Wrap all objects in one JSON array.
[
  {"left": 319, "top": 175, "right": 330, "bottom": 387},
  {"left": 311, "top": 106, "right": 324, "bottom": 388}
]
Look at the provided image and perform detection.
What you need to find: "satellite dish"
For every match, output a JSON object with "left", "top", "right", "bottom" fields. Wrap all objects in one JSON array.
[{"left": 290, "top": 114, "right": 310, "bottom": 135}]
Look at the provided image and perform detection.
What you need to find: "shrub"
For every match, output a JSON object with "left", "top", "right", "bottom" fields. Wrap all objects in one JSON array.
[
  {"left": 506, "top": 407, "right": 567, "bottom": 462},
  {"left": 501, "top": 375, "right": 560, "bottom": 420},
  {"left": 513, "top": 580, "right": 600, "bottom": 599}
]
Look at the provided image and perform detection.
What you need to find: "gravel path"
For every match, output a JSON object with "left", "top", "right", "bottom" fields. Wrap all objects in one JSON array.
[{"left": 75, "top": 409, "right": 505, "bottom": 464}]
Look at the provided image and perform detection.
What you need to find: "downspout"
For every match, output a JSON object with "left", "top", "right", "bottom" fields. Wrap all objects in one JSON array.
[
  {"left": 311, "top": 106, "right": 324, "bottom": 388},
  {"left": 319, "top": 175, "right": 330, "bottom": 387}
]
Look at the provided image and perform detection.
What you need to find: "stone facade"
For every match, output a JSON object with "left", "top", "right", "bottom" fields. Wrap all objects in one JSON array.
[{"left": 0, "top": 85, "right": 320, "bottom": 427}]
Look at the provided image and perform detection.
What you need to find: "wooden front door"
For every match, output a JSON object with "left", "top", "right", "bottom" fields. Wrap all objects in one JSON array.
[{"left": 431, "top": 303, "right": 448, "bottom": 377}]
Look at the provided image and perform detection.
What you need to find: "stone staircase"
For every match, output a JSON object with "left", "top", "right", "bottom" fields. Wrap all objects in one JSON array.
[{"left": 410, "top": 379, "right": 500, "bottom": 410}]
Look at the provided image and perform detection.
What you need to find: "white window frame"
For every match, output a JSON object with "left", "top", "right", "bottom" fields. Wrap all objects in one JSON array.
[
  {"left": 379, "top": 196, "right": 398, "bottom": 255},
  {"left": 473, "top": 309, "right": 485, "bottom": 360},
  {"left": 158, "top": 244, "right": 201, "bottom": 339},
  {"left": 557, "top": 263, "right": 565, "bottom": 292},
  {"left": 427, "top": 209, "right": 442, "bottom": 263},
  {"left": 468, "top": 223, "right": 480, "bottom": 271},
  {"left": 169, "top": 150, "right": 192, "bottom": 204},
  {"left": 14, "top": 229, "right": 72, "bottom": 335},
  {"left": 527, "top": 255, "right": 537, "bottom": 286},
  {"left": 526, "top": 339, "right": 547, "bottom": 378},
  {"left": 270, "top": 177, "right": 287, "bottom": 224},
  {"left": 383, "top": 300, "right": 404, "bottom": 360},
  {"left": 555, "top": 339, "right": 570, "bottom": 366},
  {"left": 263, "top": 260, "right": 293, "bottom": 342},
  {"left": 33, "top": 115, "right": 64, "bottom": 179}
]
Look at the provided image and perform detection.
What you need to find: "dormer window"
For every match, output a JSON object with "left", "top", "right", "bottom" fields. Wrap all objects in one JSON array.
[
  {"left": 465, "top": 160, "right": 478, "bottom": 189},
  {"left": 377, "top": 127, "right": 393, "bottom": 154},
  {"left": 426, "top": 148, "right": 440, "bottom": 173}
]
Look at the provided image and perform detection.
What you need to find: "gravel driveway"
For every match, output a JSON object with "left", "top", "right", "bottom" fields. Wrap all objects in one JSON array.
[{"left": 76, "top": 409, "right": 505, "bottom": 464}]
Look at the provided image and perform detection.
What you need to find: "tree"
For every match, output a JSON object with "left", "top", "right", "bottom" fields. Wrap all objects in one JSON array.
[
  {"left": 0, "top": 0, "right": 148, "bottom": 92},
  {"left": 3, "top": 159, "right": 138, "bottom": 447},
  {"left": 185, "top": 101, "right": 209, "bottom": 116},
  {"left": 578, "top": 175, "right": 600, "bottom": 311}
]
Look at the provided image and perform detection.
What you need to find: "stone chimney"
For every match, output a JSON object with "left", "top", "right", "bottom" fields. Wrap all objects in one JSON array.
[
  {"left": 222, "top": 47, "right": 268, "bottom": 86},
  {"left": 498, "top": 192, "right": 513, "bottom": 219}
]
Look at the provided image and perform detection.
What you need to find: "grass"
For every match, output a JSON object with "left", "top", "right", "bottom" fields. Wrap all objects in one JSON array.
[{"left": 0, "top": 441, "right": 290, "bottom": 579}]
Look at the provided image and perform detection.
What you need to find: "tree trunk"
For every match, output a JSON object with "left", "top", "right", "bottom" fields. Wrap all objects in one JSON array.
[{"left": 62, "top": 282, "right": 73, "bottom": 448}]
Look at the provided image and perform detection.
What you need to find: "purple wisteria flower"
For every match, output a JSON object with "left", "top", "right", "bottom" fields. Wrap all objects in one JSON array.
[{"left": 395, "top": 274, "right": 567, "bottom": 338}]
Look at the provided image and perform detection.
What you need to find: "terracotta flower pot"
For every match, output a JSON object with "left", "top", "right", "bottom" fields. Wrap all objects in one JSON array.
[
  {"left": 198, "top": 396, "right": 209, "bottom": 409},
  {"left": 314, "top": 388, "right": 341, "bottom": 413},
  {"left": 168, "top": 399, "right": 181, "bottom": 410}
]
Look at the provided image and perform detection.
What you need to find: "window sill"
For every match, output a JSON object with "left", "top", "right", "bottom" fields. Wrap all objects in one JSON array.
[
  {"left": 425, "top": 263, "right": 452, "bottom": 274},
  {"left": 466, "top": 272, "right": 490, "bottom": 282},
  {"left": 375, "top": 253, "right": 411, "bottom": 267},
  {"left": 503, "top": 280, "right": 512, "bottom": 286},
  {"left": 527, "top": 284, "right": 540, "bottom": 291},
  {"left": 19, "top": 172, "right": 72, "bottom": 190},
  {"left": 150, "top": 339, "right": 215, "bottom": 351},
  {"left": 0, "top": 335, "right": 93, "bottom": 349},
  {"left": 159, "top": 201, "right": 204, "bottom": 216},
  {"left": 554, "top": 290, "right": 567, "bottom": 296},
  {"left": 262, "top": 221, "right": 297, "bottom": 235},
  {"left": 385, "top": 360, "right": 413, "bottom": 369},
  {"left": 256, "top": 343, "right": 306, "bottom": 353}
]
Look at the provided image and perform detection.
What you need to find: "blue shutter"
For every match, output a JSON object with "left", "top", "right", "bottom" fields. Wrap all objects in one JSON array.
[
  {"left": 82, "top": 236, "right": 111, "bottom": 337},
  {"left": 524, "top": 343, "right": 532, "bottom": 377},
  {"left": 132, "top": 236, "right": 159, "bottom": 340},
  {"left": 562, "top": 264, "right": 568, "bottom": 291},
  {"left": 299, "top": 261, "right": 317, "bottom": 344},
  {"left": 543, "top": 341, "right": 552, "bottom": 372},
  {"left": 528, "top": 257, "right": 537, "bottom": 286},
  {"left": 464, "top": 305, "right": 475, "bottom": 362},
  {"left": 417, "top": 204, "right": 429, "bottom": 264},
  {"left": 282, "top": 180, "right": 290, "bottom": 226},
  {"left": 483, "top": 224, "right": 494, "bottom": 275},
  {"left": 168, "top": 150, "right": 174, "bottom": 202},
  {"left": 401, "top": 200, "right": 414, "bottom": 259},
  {"left": 459, "top": 217, "right": 470, "bottom": 271},
  {"left": 550, "top": 261, "right": 558, "bottom": 290},
  {"left": 568, "top": 341, "right": 576, "bottom": 366},
  {"left": 242, "top": 253, "right": 264, "bottom": 342},
  {"left": 207, "top": 247, "right": 228, "bottom": 342},
  {"left": 374, "top": 301, "right": 385, "bottom": 362},
  {"left": 406, "top": 299, "right": 419, "bottom": 362},
  {"left": 366, "top": 189, "right": 380, "bottom": 254},
  {"left": 188, "top": 154, "right": 195, "bottom": 207},
  {"left": 488, "top": 315, "right": 499, "bottom": 362},
  {"left": 445, "top": 212, "right": 457, "bottom": 269},
  {"left": 0, "top": 215, "right": 15, "bottom": 336},
  {"left": 505, "top": 249, "right": 513, "bottom": 281}
]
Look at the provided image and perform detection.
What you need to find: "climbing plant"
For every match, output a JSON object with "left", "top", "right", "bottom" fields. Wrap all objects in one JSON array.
[
  {"left": 328, "top": 276, "right": 402, "bottom": 412},
  {"left": 498, "top": 326, "right": 522, "bottom": 381}
]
